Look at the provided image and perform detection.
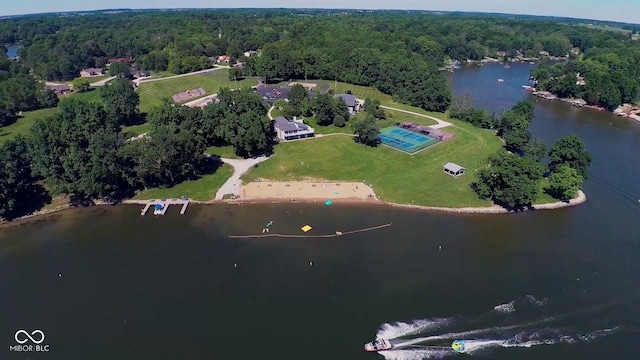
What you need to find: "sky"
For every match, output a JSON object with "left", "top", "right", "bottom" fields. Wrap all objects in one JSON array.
[{"left": 2, "top": 0, "right": 637, "bottom": 24}]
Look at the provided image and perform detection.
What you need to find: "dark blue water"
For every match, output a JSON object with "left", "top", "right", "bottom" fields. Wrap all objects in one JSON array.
[{"left": 1, "top": 63, "right": 639, "bottom": 360}]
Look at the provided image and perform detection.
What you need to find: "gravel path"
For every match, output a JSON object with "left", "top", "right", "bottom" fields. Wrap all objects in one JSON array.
[
  {"left": 379, "top": 105, "right": 453, "bottom": 129},
  {"left": 214, "top": 156, "right": 271, "bottom": 200}
]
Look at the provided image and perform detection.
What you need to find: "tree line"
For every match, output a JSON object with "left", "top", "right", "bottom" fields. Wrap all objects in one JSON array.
[
  {"left": 0, "top": 83, "right": 274, "bottom": 221},
  {"left": 530, "top": 50, "right": 640, "bottom": 110},
  {"left": 3, "top": 10, "right": 638, "bottom": 111}
]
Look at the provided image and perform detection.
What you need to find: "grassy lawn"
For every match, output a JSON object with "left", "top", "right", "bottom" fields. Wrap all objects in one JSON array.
[
  {"left": 132, "top": 163, "right": 233, "bottom": 201},
  {"left": 270, "top": 106, "right": 283, "bottom": 118},
  {"left": 72, "top": 74, "right": 111, "bottom": 84},
  {"left": 535, "top": 178, "right": 562, "bottom": 204},
  {"left": 379, "top": 109, "right": 438, "bottom": 127},
  {"left": 122, "top": 122, "right": 151, "bottom": 136},
  {"left": 243, "top": 116, "right": 505, "bottom": 207},
  {"left": 304, "top": 117, "right": 351, "bottom": 135},
  {"left": 137, "top": 70, "right": 258, "bottom": 112},
  {"left": 149, "top": 71, "right": 177, "bottom": 79},
  {"left": 333, "top": 82, "right": 393, "bottom": 103},
  {"left": 64, "top": 88, "right": 103, "bottom": 103},
  {"left": 0, "top": 108, "right": 59, "bottom": 145},
  {"left": 205, "top": 145, "right": 239, "bottom": 159}
]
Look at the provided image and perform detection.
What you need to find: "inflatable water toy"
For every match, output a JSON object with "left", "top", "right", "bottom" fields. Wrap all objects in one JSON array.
[{"left": 452, "top": 340, "right": 466, "bottom": 353}]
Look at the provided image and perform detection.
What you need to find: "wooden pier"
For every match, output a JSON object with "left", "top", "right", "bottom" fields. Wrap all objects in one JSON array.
[{"left": 140, "top": 198, "right": 190, "bottom": 216}]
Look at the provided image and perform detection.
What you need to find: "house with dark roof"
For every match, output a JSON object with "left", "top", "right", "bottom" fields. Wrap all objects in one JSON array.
[
  {"left": 334, "top": 93, "right": 362, "bottom": 114},
  {"left": 47, "top": 84, "right": 72, "bottom": 95},
  {"left": 130, "top": 69, "right": 150, "bottom": 79},
  {"left": 273, "top": 116, "right": 315, "bottom": 141},
  {"left": 80, "top": 68, "right": 104, "bottom": 77},
  {"left": 107, "top": 57, "right": 134, "bottom": 66}
]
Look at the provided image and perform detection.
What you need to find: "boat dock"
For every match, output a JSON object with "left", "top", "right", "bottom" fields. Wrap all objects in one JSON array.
[{"left": 140, "top": 198, "right": 190, "bottom": 216}]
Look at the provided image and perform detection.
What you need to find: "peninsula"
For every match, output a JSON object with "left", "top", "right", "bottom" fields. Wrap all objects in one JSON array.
[{"left": 0, "top": 9, "right": 606, "bottom": 223}]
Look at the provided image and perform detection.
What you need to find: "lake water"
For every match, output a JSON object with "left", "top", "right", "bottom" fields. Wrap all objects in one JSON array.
[
  {"left": 4, "top": 44, "right": 20, "bottom": 58},
  {"left": 1, "top": 63, "right": 640, "bottom": 360}
]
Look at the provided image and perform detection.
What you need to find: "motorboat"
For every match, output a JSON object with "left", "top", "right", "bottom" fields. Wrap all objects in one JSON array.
[{"left": 364, "top": 338, "right": 393, "bottom": 352}]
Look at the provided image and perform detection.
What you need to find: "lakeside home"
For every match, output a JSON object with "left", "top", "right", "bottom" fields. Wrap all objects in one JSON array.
[
  {"left": 47, "top": 84, "right": 72, "bottom": 95},
  {"left": 273, "top": 116, "right": 315, "bottom": 141},
  {"left": 80, "top": 68, "right": 105, "bottom": 77}
]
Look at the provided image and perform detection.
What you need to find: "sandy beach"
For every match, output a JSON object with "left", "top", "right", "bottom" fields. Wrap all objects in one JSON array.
[
  {"left": 1, "top": 183, "right": 586, "bottom": 226},
  {"left": 242, "top": 181, "right": 376, "bottom": 200}
]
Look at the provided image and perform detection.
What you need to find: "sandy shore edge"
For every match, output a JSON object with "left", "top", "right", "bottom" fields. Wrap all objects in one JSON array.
[{"left": 2, "top": 189, "right": 586, "bottom": 225}]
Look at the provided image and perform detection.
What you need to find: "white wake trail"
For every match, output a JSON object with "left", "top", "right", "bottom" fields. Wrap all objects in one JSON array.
[
  {"left": 391, "top": 316, "right": 557, "bottom": 348},
  {"left": 377, "top": 318, "right": 454, "bottom": 340}
]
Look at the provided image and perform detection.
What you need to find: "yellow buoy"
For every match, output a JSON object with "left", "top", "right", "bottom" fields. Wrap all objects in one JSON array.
[{"left": 301, "top": 225, "right": 312, "bottom": 232}]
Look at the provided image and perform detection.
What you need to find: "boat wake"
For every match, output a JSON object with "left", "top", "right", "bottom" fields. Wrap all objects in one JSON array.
[{"left": 374, "top": 296, "right": 622, "bottom": 359}]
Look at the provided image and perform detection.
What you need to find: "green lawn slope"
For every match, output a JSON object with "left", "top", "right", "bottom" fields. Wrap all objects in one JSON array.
[{"left": 243, "top": 115, "right": 503, "bottom": 208}]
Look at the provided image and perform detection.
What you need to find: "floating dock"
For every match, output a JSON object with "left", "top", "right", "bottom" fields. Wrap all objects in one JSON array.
[{"left": 140, "top": 198, "right": 190, "bottom": 216}]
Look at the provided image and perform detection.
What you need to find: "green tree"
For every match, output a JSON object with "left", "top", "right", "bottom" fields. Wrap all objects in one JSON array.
[
  {"left": 511, "top": 101, "right": 535, "bottom": 122},
  {"left": 72, "top": 78, "right": 91, "bottom": 92},
  {"left": 109, "top": 62, "right": 130, "bottom": 78},
  {"left": 313, "top": 93, "right": 335, "bottom": 126},
  {"left": 527, "top": 138, "right": 547, "bottom": 163},
  {"left": 0, "top": 136, "right": 44, "bottom": 219},
  {"left": 352, "top": 115, "right": 380, "bottom": 146},
  {"left": 471, "top": 151, "right": 545, "bottom": 210},
  {"left": 502, "top": 116, "right": 532, "bottom": 153},
  {"left": 333, "top": 115, "right": 346, "bottom": 127},
  {"left": 228, "top": 67, "right": 243, "bottom": 81},
  {"left": 364, "top": 97, "right": 381, "bottom": 114},
  {"left": 548, "top": 134, "right": 592, "bottom": 179},
  {"left": 130, "top": 123, "right": 206, "bottom": 188},
  {"left": 288, "top": 84, "right": 308, "bottom": 109},
  {"left": 333, "top": 97, "right": 350, "bottom": 121},
  {"left": 28, "top": 100, "right": 129, "bottom": 200},
  {"left": 100, "top": 78, "right": 140, "bottom": 126},
  {"left": 547, "top": 165, "right": 584, "bottom": 201},
  {"left": 38, "top": 89, "right": 59, "bottom": 108}
]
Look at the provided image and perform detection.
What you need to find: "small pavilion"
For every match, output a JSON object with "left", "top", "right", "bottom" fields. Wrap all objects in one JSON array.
[{"left": 443, "top": 162, "right": 465, "bottom": 178}]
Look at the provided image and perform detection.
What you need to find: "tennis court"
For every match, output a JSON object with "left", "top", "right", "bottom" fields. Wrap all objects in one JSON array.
[{"left": 378, "top": 126, "right": 440, "bottom": 154}]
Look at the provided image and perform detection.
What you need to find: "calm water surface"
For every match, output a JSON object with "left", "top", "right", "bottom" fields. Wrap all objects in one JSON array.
[
  {"left": 4, "top": 44, "right": 20, "bottom": 58},
  {"left": 1, "top": 63, "right": 639, "bottom": 360}
]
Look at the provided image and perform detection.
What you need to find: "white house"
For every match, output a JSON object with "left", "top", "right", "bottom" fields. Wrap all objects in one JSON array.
[{"left": 273, "top": 116, "right": 315, "bottom": 141}]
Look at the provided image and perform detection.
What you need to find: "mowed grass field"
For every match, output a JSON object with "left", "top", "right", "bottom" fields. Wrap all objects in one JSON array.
[
  {"left": 132, "top": 163, "right": 233, "bottom": 201},
  {"left": 137, "top": 70, "right": 258, "bottom": 112},
  {"left": 243, "top": 115, "right": 504, "bottom": 207},
  {"left": 0, "top": 108, "right": 59, "bottom": 145}
]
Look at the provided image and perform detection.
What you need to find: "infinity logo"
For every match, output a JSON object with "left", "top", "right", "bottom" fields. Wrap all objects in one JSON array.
[{"left": 14, "top": 330, "right": 45, "bottom": 344}]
